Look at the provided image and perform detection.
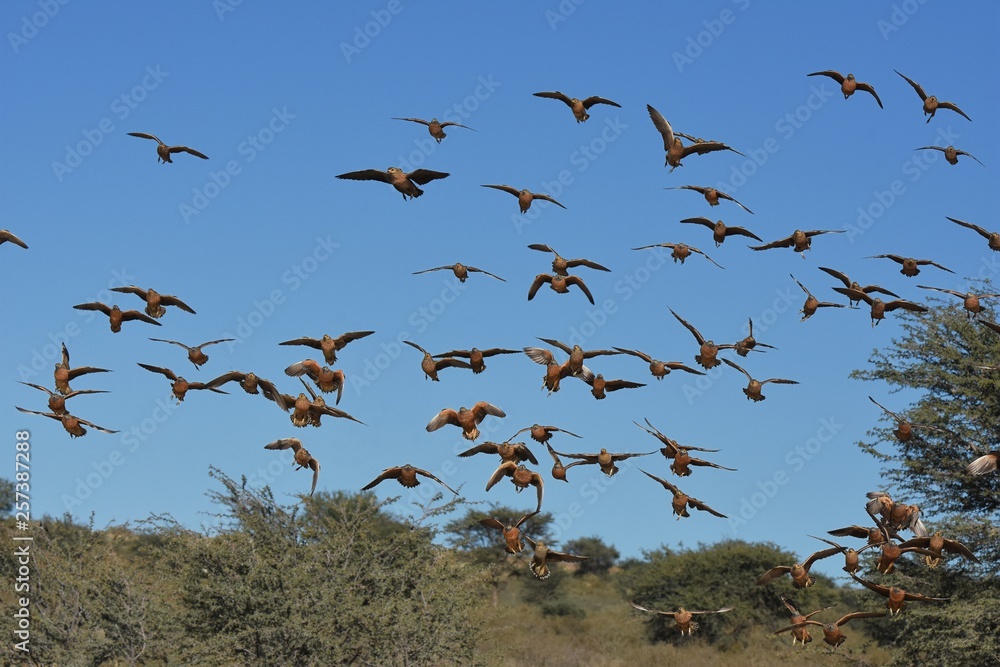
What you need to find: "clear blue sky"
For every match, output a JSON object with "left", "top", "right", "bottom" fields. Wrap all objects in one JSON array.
[{"left": 3, "top": 1, "right": 997, "bottom": 582}]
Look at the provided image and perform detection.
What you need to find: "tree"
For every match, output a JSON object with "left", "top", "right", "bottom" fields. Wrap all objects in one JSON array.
[
  {"left": 0, "top": 477, "right": 13, "bottom": 515},
  {"left": 563, "top": 535, "right": 619, "bottom": 575}
]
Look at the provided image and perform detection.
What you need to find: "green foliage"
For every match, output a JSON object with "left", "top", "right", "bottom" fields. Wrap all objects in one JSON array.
[
  {"left": 0, "top": 477, "right": 13, "bottom": 515},
  {"left": 563, "top": 535, "right": 619, "bottom": 575},
  {"left": 617, "top": 539, "right": 846, "bottom": 648},
  {"left": 850, "top": 291, "right": 1000, "bottom": 514}
]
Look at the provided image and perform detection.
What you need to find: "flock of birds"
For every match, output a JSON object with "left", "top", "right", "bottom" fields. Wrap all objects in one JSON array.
[{"left": 5, "top": 65, "right": 998, "bottom": 651}]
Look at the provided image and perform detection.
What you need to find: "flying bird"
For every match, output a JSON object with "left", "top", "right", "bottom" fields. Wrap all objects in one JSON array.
[
  {"left": 868, "top": 395, "right": 948, "bottom": 443},
  {"left": 849, "top": 573, "right": 949, "bottom": 615},
  {"left": 646, "top": 104, "right": 743, "bottom": 171},
  {"left": 527, "top": 243, "right": 610, "bottom": 276},
  {"left": 536, "top": 339, "right": 621, "bottom": 377},
  {"left": 866, "top": 254, "right": 954, "bottom": 277},
  {"left": 833, "top": 288, "right": 928, "bottom": 325},
  {"left": 527, "top": 273, "right": 595, "bottom": 305},
  {"left": 278, "top": 330, "right": 375, "bottom": 365},
  {"left": 807, "top": 535, "right": 877, "bottom": 574},
  {"left": 898, "top": 532, "right": 980, "bottom": 568},
  {"left": 640, "top": 469, "right": 727, "bottom": 520},
  {"left": 73, "top": 302, "right": 162, "bottom": 333},
  {"left": 757, "top": 545, "right": 843, "bottom": 588},
  {"left": 485, "top": 462, "right": 544, "bottom": 513},
  {"left": 669, "top": 308, "right": 737, "bottom": 369},
  {"left": 412, "top": 262, "right": 505, "bottom": 283},
  {"left": 750, "top": 229, "right": 844, "bottom": 257},
  {"left": 277, "top": 378, "right": 363, "bottom": 428},
  {"left": 733, "top": 317, "right": 778, "bottom": 357},
  {"left": 807, "top": 70, "right": 883, "bottom": 108},
  {"left": 479, "top": 511, "right": 538, "bottom": 554},
  {"left": 721, "top": 359, "right": 798, "bottom": 402},
  {"left": 665, "top": 185, "right": 753, "bottom": 214},
  {"left": 336, "top": 167, "right": 449, "bottom": 200},
  {"left": 403, "top": 340, "right": 473, "bottom": 381},
  {"left": 553, "top": 448, "right": 655, "bottom": 477},
  {"left": 533, "top": 91, "right": 621, "bottom": 123},
  {"left": 629, "top": 601, "right": 734, "bottom": 637},
  {"left": 967, "top": 451, "right": 998, "bottom": 475},
  {"left": 425, "top": 401, "right": 506, "bottom": 441},
  {"left": 578, "top": 370, "right": 645, "bottom": 400},
  {"left": 632, "top": 242, "right": 723, "bottom": 269},
  {"left": 263, "top": 438, "right": 321, "bottom": 496},
  {"left": 773, "top": 611, "right": 886, "bottom": 648},
  {"left": 679, "top": 217, "right": 761, "bottom": 247},
  {"left": 284, "top": 360, "right": 346, "bottom": 404},
  {"left": 947, "top": 216, "right": 1000, "bottom": 252},
  {"left": 915, "top": 145, "right": 983, "bottom": 166},
  {"left": 522, "top": 535, "right": 587, "bottom": 579},
  {"left": 205, "top": 370, "right": 289, "bottom": 411},
  {"left": 895, "top": 70, "right": 971, "bottom": 123},
  {"left": 137, "top": 363, "right": 227, "bottom": 403},
  {"left": 148, "top": 337, "right": 234, "bottom": 369},
  {"left": 458, "top": 440, "right": 538, "bottom": 466},
  {"left": 392, "top": 116, "right": 474, "bottom": 142},
  {"left": 15, "top": 407, "right": 118, "bottom": 438},
  {"left": 918, "top": 285, "right": 1000, "bottom": 318},
  {"left": 361, "top": 464, "right": 458, "bottom": 495},
  {"left": 110, "top": 286, "right": 195, "bottom": 319},
  {"left": 635, "top": 419, "right": 733, "bottom": 478},
  {"left": 545, "top": 443, "right": 573, "bottom": 482},
  {"left": 481, "top": 184, "right": 566, "bottom": 213},
  {"left": 817, "top": 266, "right": 899, "bottom": 306},
  {"left": 778, "top": 595, "right": 836, "bottom": 646},
  {"left": 127, "top": 132, "right": 209, "bottom": 163},
  {"left": 0, "top": 230, "right": 28, "bottom": 249},
  {"left": 431, "top": 346, "right": 519, "bottom": 374},
  {"left": 613, "top": 347, "right": 706, "bottom": 380},
  {"left": 18, "top": 382, "right": 107, "bottom": 415},
  {"left": 508, "top": 424, "right": 581, "bottom": 445},
  {"left": 53, "top": 343, "right": 110, "bottom": 395}
]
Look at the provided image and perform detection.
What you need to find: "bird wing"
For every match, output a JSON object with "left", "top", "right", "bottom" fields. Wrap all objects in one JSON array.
[
  {"left": 669, "top": 308, "right": 705, "bottom": 345},
  {"left": 639, "top": 468, "right": 677, "bottom": 493},
  {"left": 756, "top": 566, "right": 792, "bottom": 585},
  {"left": 802, "top": 546, "right": 844, "bottom": 570},
  {"left": 833, "top": 287, "right": 874, "bottom": 305},
  {"left": 563, "top": 276, "right": 594, "bottom": 304},
  {"left": 883, "top": 300, "right": 928, "bottom": 313},
  {"left": 527, "top": 243, "right": 556, "bottom": 254},
  {"left": 645, "top": 104, "right": 674, "bottom": 150},
  {"left": 264, "top": 437, "right": 302, "bottom": 452},
  {"left": 414, "top": 467, "right": 459, "bottom": 495},
  {"left": 279, "top": 337, "right": 322, "bottom": 349},
  {"left": 392, "top": 117, "right": 430, "bottom": 126},
  {"left": 688, "top": 496, "right": 727, "bottom": 517},
  {"left": 614, "top": 347, "right": 652, "bottom": 362},
  {"left": 361, "top": 467, "right": 400, "bottom": 491},
  {"left": 527, "top": 274, "right": 552, "bottom": 301},
  {"left": 750, "top": 235, "right": 794, "bottom": 251},
  {"left": 917, "top": 285, "right": 963, "bottom": 298},
  {"left": 532, "top": 193, "right": 567, "bottom": 209},
  {"left": 690, "top": 247, "right": 724, "bottom": 268},
  {"left": 407, "top": 169, "right": 450, "bottom": 185},
  {"left": 837, "top": 611, "right": 887, "bottom": 626},
  {"left": 485, "top": 462, "right": 516, "bottom": 491},
  {"left": 425, "top": 409, "right": 459, "bottom": 432},
  {"left": 581, "top": 96, "right": 621, "bottom": 109},
  {"left": 403, "top": 340, "right": 429, "bottom": 355},
  {"left": 716, "top": 190, "right": 753, "bottom": 214},
  {"left": 471, "top": 401, "right": 506, "bottom": 421},
  {"left": 168, "top": 146, "right": 209, "bottom": 159},
  {"left": 137, "top": 363, "right": 178, "bottom": 381},
  {"left": 725, "top": 225, "right": 763, "bottom": 241},
  {"left": 937, "top": 101, "right": 971, "bottom": 122},
  {"left": 537, "top": 338, "right": 573, "bottom": 355},
  {"left": 807, "top": 70, "right": 846, "bottom": 84},
  {"left": 817, "top": 266, "right": 852, "bottom": 288},
  {"left": 110, "top": 285, "right": 147, "bottom": 298},
  {"left": 479, "top": 517, "right": 505, "bottom": 531},
  {"left": 849, "top": 572, "right": 890, "bottom": 597},
  {"left": 566, "top": 258, "right": 611, "bottom": 272},
  {"left": 523, "top": 347, "right": 556, "bottom": 365},
  {"left": 481, "top": 184, "right": 520, "bottom": 197},
  {"left": 127, "top": 132, "right": 163, "bottom": 143},
  {"left": 336, "top": 169, "right": 393, "bottom": 183},
  {"left": 457, "top": 442, "right": 499, "bottom": 458},
  {"left": 761, "top": 378, "right": 799, "bottom": 386},
  {"left": 721, "top": 358, "right": 752, "bottom": 381},
  {"left": 533, "top": 91, "right": 573, "bottom": 106},
  {"left": 894, "top": 70, "right": 927, "bottom": 100},
  {"left": 467, "top": 266, "right": 506, "bottom": 281},
  {"left": 946, "top": 216, "right": 992, "bottom": 239},
  {"left": 74, "top": 417, "right": 119, "bottom": 434},
  {"left": 856, "top": 82, "right": 883, "bottom": 108}
]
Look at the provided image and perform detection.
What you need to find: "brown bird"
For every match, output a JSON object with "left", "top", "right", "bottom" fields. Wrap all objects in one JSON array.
[
  {"left": 968, "top": 451, "right": 998, "bottom": 475},
  {"left": 613, "top": 347, "right": 706, "bottom": 380},
  {"left": 865, "top": 492, "right": 927, "bottom": 536},
  {"left": 635, "top": 419, "right": 733, "bottom": 478},
  {"left": 918, "top": 285, "right": 1000, "bottom": 318},
  {"left": 53, "top": 343, "right": 110, "bottom": 395},
  {"left": 916, "top": 145, "right": 983, "bottom": 166},
  {"left": 485, "top": 462, "right": 544, "bottom": 513},
  {"left": 527, "top": 243, "right": 610, "bottom": 276},
  {"left": 545, "top": 442, "right": 574, "bottom": 482},
  {"left": 403, "top": 340, "right": 472, "bottom": 381},
  {"left": 670, "top": 308, "right": 737, "bottom": 369},
  {"left": 899, "top": 532, "right": 980, "bottom": 568},
  {"left": 629, "top": 601, "right": 734, "bottom": 636},
  {"left": 850, "top": 573, "right": 949, "bottom": 615},
  {"left": 284, "top": 359, "right": 346, "bottom": 404},
  {"left": 632, "top": 242, "right": 723, "bottom": 269},
  {"left": 834, "top": 288, "right": 928, "bottom": 326},
  {"left": 792, "top": 273, "right": 850, "bottom": 321},
  {"left": 808, "top": 70, "right": 883, "bottom": 107},
  {"left": 778, "top": 595, "right": 836, "bottom": 646},
  {"left": 362, "top": 464, "right": 458, "bottom": 495},
  {"left": 425, "top": 401, "right": 506, "bottom": 441},
  {"left": 721, "top": 358, "right": 798, "bottom": 402},
  {"left": 534, "top": 91, "right": 621, "bottom": 123},
  {"left": 509, "top": 424, "right": 582, "bottom": 445},
  {"left": 392, "top": 116, "right": 474, "bottom": 142},
  {"left": 774, "top": 611, "right": 886, "bottom": 648},
  {"left": 205, "top": 370, "right": 289, "bottom": 411},
  {"left": 527, "top": 273, "right": 594, "bottom": 305},
  {"left": 537, "top": 338, "right": 622, "bottom": 377},
  {"left": 278, "top": 330, "right": 374, "bottom": 365},
  {"left": 19, "top": 382, "right": 107, "bottom": 415},
  {"left": 127, "top": 131, "right": 208, "bottom": 162},
  {"left": 278, "top": 378, "right": 364, "bottom": 428},
  {"left": 0, "top": 230, "right": 28, "bottom": 249},
  {"left": 110, "top": 286, "right": 195, "bottom": 319},
  {"left": 872, "top": 532, "right": 943, "bottom": 575},
  {"left": 137, "top": 363, "right": 227, "bottom": 403},
  {"left": 458, "top": 440, "right": 538, "bottom": 466},
  {"left": 646, "top": 104, "right": 743, "bottom": 171},
  {"left": 336, "top": 167, "right": 449, "bottom": 200},
  {"left": 263, "top": 438, "right": 320, "bottom": 496},
  {"left": 522, "top": 535, "right": 587, "bottom": 579},
  {"left": 555, "top": 448, "right": 655, "bottom": 477},
  {"left": 948, "top": 216, "right": 1000, "bottom": 252},
  {"left": 818, "top": 266, "right": 900, "bottom": 307},
  {"left": 733, "top": 317, "right": 778, "bottom": 357},
  {"left": 482, "top": 184, "right": 566, "bottom": 213},
  {"left": 639, "top": 469, "right": 727, "bottom": 520},
  {"left": 808, "top": 535, "right": 877, "bottom": 574},
  {"left": 895, "top": 70, "right": 971, "bottom": 123},
  {"left": 666, "top": 185, "right": 753, "bottom": 214},
  {"left": 578, "top": 370, "right": 645, "bottom": 400},
  {"left": 757, "top": 545, "right": 843, "bottom": 588},
  {"left": 412, "top": 263, "right": 505, "bottom": 283},
  {"left": 149, "top": 337, "right": 234, "bottom": 369},
  {"left": 867, "top": 254, "right": 954, "bottom": 277},
  {"left": 750, "top": 229, "right": 844, "bottom": 257},
  {"left": 431, "top": 346, "right": 519, "bottom": 374},
  {"left": 867, "top": 396, "right": 948, "bottom": 443},
  {"left": 73, "top": 302, "right": 162, "bottom": 333},
  {"left": 981, "top": 320, "right": 1000, "bottom": 336},
  {"left": 827, "top": 524, "right": 896, "bottom": 547},
  {"left": 679, "top": 217, "right": 761, "bottom": 247},
  {"left": 479, "top": 511, "right": 538, "bottom": 554},
  {"left": 522, "top": 347, "right": 588, "bottom": 395},
  {"left": 15, "top": 407, "right": 117, "bottom": 438}
]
